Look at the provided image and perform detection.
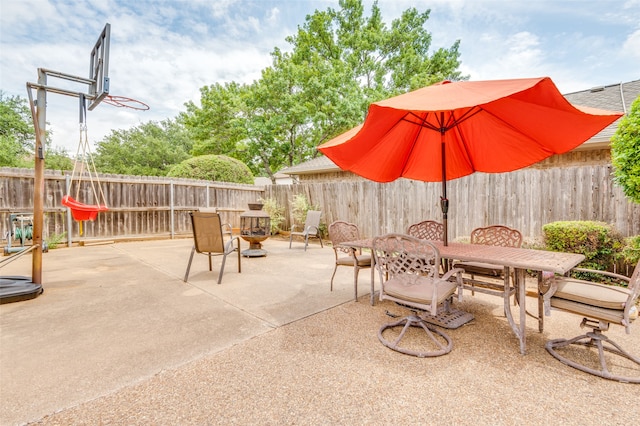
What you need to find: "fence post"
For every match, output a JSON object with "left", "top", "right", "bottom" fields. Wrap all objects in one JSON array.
[{"left": 170, "top": 181, "right": 175, "bottom": 239}]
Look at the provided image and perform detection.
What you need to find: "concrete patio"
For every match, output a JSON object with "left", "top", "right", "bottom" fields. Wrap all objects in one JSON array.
[{"left": 1, "top": 237, "right": 638, "bottom": 425}]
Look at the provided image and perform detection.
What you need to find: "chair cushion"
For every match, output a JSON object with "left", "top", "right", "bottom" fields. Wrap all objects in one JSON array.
[
  {"left": 552, "top": 278, "right": 630, "bottom": 310},
  {"left": 455, "top": 261, "right": 505, "bottom": 277},
  {"left": 549, "top": 298, "right": 625, "bottom": 324},
  {"left": 384, "top": 275, "right": 457, "bottom": 306},
  {"left": 336, "top": 254, "right": 371, "bottom": 267}
]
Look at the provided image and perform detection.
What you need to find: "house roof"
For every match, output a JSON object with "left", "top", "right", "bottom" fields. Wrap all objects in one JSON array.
[
  {"left": 281, "top": 80, "right": 639, "bottom": 176},
  {"left": 563, "top": 79, "right": 639, "bottom": 146}
]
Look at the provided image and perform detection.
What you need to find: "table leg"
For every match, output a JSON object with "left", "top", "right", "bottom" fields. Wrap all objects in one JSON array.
[
  {"left": 537, "top": 271, "right": 544, "bottom": 332},
  {"left": 518, "top": 268, "right": 526, "bottom": 354},
  {"left": 370, "top": 257, "right": 376, "bottom": 306},
  {"left": 503, "top": 267, "right": 526, "bottom": 355}
]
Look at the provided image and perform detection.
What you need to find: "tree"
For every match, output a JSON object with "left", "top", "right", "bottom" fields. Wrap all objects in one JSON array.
[
  {"left": 0, "top": 92, "right": 34, "bottom": 167},
  {"left": 183, "top": 0, "right": 465, "bottom": 180},
  {"left": 0, "top": 91, "right": 74, "bottom": 170},
  {"left": 181, "top": 82, "right": 247, "bottom": 157},
  {"left": 167, "top": 154, "right": 254, "bottom": 184},
  {"left": 611, "top": 96, "right": 640, "bottom": 203},
  {"left": 94, "top": 119, "right": 193, "bottom": 176}
]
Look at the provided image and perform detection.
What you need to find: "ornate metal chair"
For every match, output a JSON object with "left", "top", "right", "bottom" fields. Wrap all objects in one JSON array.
[
  {"left": 406, "top": 220, "right": 444, "bottom": 241},
  {"left": 543, "top": 261, "right": 640, "bottom": 382},
  {"left": 328, "top": 221, "right": 372, "bottom": 301},
  {"left": 184, "top": 211, "right": 241, "bottom": 284},
  {"left": 289, "top": 210, "right": 323, "bottom": 251},
  {"left": 372, "top": 234, "right": 465, "bottom": 357},
  {"left": 455, "top": 225, "right": 523, "bottom": 309}
]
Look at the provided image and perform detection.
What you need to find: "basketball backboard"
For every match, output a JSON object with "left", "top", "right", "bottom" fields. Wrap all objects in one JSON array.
[{"left": 88, "top": 23, "right": 110, "bottom": 110}]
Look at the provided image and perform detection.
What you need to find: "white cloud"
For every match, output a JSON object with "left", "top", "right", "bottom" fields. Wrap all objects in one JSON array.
[
  {"left": 623, "top": 28, "right": 640, "bottom": 59},
  {"left": 2, "top": 0, "right": 639, "bottom": 154}
]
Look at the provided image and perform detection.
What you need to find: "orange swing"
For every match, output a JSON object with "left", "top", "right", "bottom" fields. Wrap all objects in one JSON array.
[{"left": 62, "top": 95, "right": 108, "bottom": 232}]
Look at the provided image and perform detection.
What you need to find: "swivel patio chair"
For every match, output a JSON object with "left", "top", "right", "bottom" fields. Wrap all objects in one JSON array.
[
  {"left": 455, "top": 225, "right": 523, "bottom": 310},
  {"left": 184, "top": 211, "right": 241, "bottom": 284},
  {"left": 328, "top": 221, "right": 372, "bottom": 302},
  {"left": 289, "top": 210, "right": 323, "bottom": 251},
  {"left": 372, "top": 234, "right": 465, "bottom": 357},
  {"left": 543, "top": 261, "right": 640, "bottom": 383},
  {"left": 406, "top": 220, "right": 444, "bottom": 241}
]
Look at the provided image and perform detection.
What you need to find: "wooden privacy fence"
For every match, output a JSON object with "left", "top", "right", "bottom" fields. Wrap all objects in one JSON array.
[
  {"left": 264, "top": 164, "right": 640, "bottom": 241},
  {"left": 1, "top": 163, "right": 638, "bottom": 248},
  {"left": 0, "top": 168, "right": 264, "bottom": 246}
]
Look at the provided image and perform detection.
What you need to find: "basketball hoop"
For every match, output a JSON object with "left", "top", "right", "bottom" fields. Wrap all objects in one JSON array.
[{"left": 103, "top": 95, "right": 150, "bottom": 110}]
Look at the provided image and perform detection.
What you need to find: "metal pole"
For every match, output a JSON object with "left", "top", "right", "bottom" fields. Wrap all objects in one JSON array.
[
  {"left": 440, "top": 112, "right": 449, "bottom": 246},
  {"left": 65, "top": 174, "right": 73, "bottom": 247},
  {"left": 32, "top": 69, "right": 47, "bottom": 284}
]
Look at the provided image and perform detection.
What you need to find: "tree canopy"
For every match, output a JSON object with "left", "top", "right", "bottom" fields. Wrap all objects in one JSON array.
[
  {"left": 0, "top": 92, "right": 34, "bottom": 167},
  {"left": 94, "top": 119, "right": 192, "bottom": 176},
  {"left": 0, "top": 91, "right": 73, "bottom": 170},
  {"left": 611, "top": 96, "right": 640, "bottom": 203},
  {"left": 182, "top": 0, "right": 465, "bottom": 181}
]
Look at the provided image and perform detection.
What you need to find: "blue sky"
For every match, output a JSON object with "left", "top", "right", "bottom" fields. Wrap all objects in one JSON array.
[{"left": 1, "top": 0, "right": 639, "bottom": 153}]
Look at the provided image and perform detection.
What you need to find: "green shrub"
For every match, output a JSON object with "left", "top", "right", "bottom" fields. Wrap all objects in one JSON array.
[
  {"left": 45, "top": 232, "right": 66, "bottom": 249},
  {"left": 167, "top": 154, "right": 253, "bottom": 184},
  {"left": 259, "top": 197, "right": 285, "bottom": 235},
  {"left": 621, "top": 235, "right": 640, "bottom": 266},
  {"left": 542, "top": 221, "right": 625, "bottom": 279}
]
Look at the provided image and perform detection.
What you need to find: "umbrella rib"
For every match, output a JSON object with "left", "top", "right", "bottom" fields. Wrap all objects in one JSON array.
[{"left": 443, "top": 106, "right": 483, "bottom": 130}]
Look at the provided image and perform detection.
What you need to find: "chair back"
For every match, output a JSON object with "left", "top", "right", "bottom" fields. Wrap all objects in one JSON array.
[
  {"left": 372, "top": 234, "right": 441, "bottom": 280},
  {"left": 407, "top": 220, "right": 444, "bottom": 241},
  {"left": 328, "top": 221, "right": 360, "bottom": 254},
  {"left": 190, "top": 211, "right": 225, "bottom": 254},
  {"left": 470, "top": 225, "right": 522, "bottom": 248},
  {"left": 304, "top": 210, "right": 322, "bottom": 231}
]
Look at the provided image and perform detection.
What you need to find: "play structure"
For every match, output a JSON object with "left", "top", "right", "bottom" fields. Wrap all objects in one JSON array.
[{"left": 1, "top": 23, "right": 147, "bottom": 304}]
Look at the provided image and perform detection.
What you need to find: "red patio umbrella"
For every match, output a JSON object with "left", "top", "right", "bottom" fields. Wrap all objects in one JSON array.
[{"left": 318, "top": 77, "right": 622, "bottom": 245}]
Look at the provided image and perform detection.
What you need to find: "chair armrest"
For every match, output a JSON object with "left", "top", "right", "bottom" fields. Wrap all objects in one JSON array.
[
  {"left": 571, "top": 268, "right": 631, "bottom": 284},
  {"left": 222, "top": 223, "right": 233, "bottom": 238},
  {"left": 224, "top": 235, "right": 240, "bottom": 252}
]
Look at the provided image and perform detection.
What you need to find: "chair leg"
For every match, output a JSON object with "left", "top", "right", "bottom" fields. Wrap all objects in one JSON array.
[
  {"left": 330, "top": 264, "right": 339, "bottom": 291},
  {"left": 218, "top": 254, "right": 227, "bottom": 284},
  {"left": 546, "top": 321, "right": 640, "bottom": 383},
  {"left": 236, "top": 242, "right": 241, "bottom": 274},
  {"left": 184, "top": 246, "right": 196, "bottom": 282},
  {"left": 289, "top": 233, "right": 293, "bottom": 249},
  {"left": 318, "top": 236, "right": 323, "bottom": 248},
  {"left": 208, "top": 253, "right": 213, "bottom": 271},
  {"left": 304, "top": 235, "right": 309, "bottom": 251},
  {"left": 353, "top": 266, "right": 359, "bottom": 301},
  {"left": 378, "top": 314, "right": 453, "bottom": 357}
]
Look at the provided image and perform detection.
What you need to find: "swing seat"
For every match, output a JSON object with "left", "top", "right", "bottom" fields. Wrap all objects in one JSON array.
[{"left": 62, "top": 195, "right": 108, "bottom": 221}]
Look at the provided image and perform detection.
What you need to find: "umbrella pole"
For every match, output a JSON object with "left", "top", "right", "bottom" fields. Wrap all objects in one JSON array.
[{"left": 440, "top": 128, "right": 449, "bottom": 246}]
